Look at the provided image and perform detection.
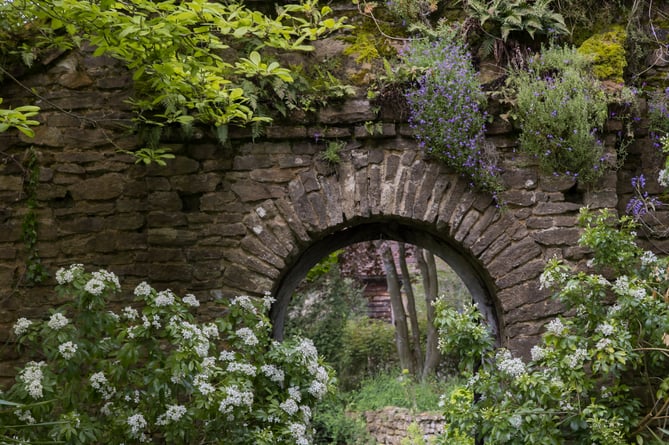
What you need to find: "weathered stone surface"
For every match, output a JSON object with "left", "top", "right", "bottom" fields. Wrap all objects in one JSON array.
[
  {"left": 533, "top": 201, "right": 583, "bottom": 215},
  {"left": 318, "top": 100, "right": 376, "bottom": 124},
  {"left": 532, "top": 227, "right": 582, "bottom": 246},
  {"left": 69, "top": 173, "right": 126, "bottom": 201}
]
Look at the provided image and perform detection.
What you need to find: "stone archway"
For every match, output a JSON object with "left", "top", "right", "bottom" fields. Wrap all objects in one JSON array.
[
  {"left": 269, "top": 218, "right": 502, "bottom": 344},
  {"left": 229, "top": 140, "right": 572, "bottom": 356}
]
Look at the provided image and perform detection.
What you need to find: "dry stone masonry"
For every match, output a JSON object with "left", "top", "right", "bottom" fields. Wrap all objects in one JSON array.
[{"left": 0, "top": 43, "right": 667, "bottom": 381}]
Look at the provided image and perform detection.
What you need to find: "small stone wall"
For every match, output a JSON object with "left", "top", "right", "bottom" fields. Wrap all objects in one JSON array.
[{"left": 364, "top": 407, "right": 444, "bottom": 444}]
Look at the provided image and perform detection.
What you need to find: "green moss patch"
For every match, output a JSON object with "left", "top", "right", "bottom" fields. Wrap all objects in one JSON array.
[{"left": 577, "top": 25, "right": 627, "bottom": 83}]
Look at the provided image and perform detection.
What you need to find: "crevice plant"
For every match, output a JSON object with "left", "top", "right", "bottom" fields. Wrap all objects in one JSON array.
[
  {"left": 511, "top": 45, "right": 610, "bottom": 185},
  {"left": 1, "top": 264, "right": 334, "bottom": 444},
  {"left": 404, "top": 37, "right": 503, "bottom": 196}
]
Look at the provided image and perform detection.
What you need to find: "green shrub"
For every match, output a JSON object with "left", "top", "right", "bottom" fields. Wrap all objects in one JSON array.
[
  {"left": 286, "top": 266, "right": 367, "bottom": 375},
  {"left": 312, "top": 393, "right": 374, "bottom": 445},
  {"left": 435, "top": 208, "right": 669, "bottom": 444},
  {"left": 2, "top": 265, "right": 334, "bottom": 444},
  {"left": 512, "top": 45, "right": 609, "bottom": 184},
  {"left": 338, "top": 318, "right": 399, "bottom": 389},
  {"left": 347, "top": 370, "right": 458, "bottom": 413}
]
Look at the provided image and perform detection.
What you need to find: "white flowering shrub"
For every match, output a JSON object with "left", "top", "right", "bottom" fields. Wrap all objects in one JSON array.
[
  {"left": 434, "top": 209, "right": 669, "bottom": 444},
  {"left": 1, "top": 265, "right": 334, "bottom": 444}
]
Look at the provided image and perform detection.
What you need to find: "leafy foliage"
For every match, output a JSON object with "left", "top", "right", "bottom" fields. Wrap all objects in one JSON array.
[
  {"left": 347, "top": 369, "right": 454, "bottom": 413},
  {"left": 434, "top": 208, "right": 669, "bottom": 444},
  {"left": 511, "top": 45, "right": 610, "bottom": 184},
  {"left": 2, "top": 265, "right": 334, "bottom": 444},
  {"left": 466, "top": 0, "right": 569, "bottom": 42},
  {"left": 1, "top": 0, "right": 347, "bottom": 133},
  {"left": 0, "top": 98, "right": 40, "bottom": 137},
  {"left": 285, "top": 264, "right": 368, "bottom": 386}
]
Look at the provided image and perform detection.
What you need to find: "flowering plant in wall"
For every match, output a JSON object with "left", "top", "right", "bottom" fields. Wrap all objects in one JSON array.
[
  {"left": 434, "top": 208, "right": 669, "bottom": 444},
  {"left": 511, "top": 45, "right": 610, "bottom": 185},
  {"left": 404, "top": 37, "right": 503, "bottom": 197},
  {"left": 1, "top": 264, "right": 334, "bottom": 444}
]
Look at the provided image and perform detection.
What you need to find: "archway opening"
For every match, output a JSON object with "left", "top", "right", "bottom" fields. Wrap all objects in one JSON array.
[{"left": 270, "top": 219, "right": 502, "bottom": 344}]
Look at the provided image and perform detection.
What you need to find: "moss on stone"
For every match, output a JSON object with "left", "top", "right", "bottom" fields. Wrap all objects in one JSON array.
[{"left": 577, "top": 25, "right": 627, "bottom": 83}]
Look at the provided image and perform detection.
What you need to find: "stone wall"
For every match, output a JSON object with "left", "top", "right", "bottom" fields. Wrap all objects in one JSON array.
[
  {"left": 364, "top": 407, "right": 444, "bottom": 444},
  {"left": 0, "top": 37, "right": 668, "bottom": 381}
]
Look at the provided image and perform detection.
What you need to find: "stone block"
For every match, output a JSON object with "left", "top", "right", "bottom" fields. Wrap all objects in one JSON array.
[
  {"left": 70, "top": 173, "right": 126, "bottom": 201},
  {"left": 532, "top": 227, "right": 582, "bottom": 246},
  {"left": 318, "top": 100, "right": 376, "bottom": 124}
]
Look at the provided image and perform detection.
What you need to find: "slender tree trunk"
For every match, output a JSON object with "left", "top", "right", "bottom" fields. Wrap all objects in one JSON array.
[
  {"left": 417, "top": 249, "right": 441, "bottom": 379},
  {"left": 380, "top": 244, "right": 414, "bottom": 374},
  {"left": 398, "top": 243, "right": 423, "bottom": 371}
]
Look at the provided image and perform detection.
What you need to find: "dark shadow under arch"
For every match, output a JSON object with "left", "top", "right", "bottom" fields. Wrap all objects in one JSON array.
[{"left": 270, "top": 218, "right": 502, "bottom": 345}]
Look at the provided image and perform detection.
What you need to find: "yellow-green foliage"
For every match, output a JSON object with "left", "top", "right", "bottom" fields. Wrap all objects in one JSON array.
[{"left": 577, "top": 26, "right": 627, "bottom": 83}]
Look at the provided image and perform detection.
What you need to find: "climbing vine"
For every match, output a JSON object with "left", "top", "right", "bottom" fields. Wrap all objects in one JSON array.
[{"left": 20, "top": 148, "right": 49, "bottom": 285}]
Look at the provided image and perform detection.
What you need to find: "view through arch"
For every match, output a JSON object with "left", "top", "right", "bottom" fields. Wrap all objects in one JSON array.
[{"left": 269, "top": 219, "right": 502, "bottom": 346}]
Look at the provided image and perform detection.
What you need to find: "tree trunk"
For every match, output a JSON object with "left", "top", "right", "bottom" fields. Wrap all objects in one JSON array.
[
  {"left": 380, "top": 244, "right": 414, "bottom": 375},
  {"left": 398, "top": 243, "right": 423, "bottom": 371},
  {"left": 417, "top": 249, "right": 441, "bottom": 379}
]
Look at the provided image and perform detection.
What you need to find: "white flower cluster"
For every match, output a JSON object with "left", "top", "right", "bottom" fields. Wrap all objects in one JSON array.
[
  {"left": 194, "top": 373, "right": 215, "bottom": 395},
  {"left": 124, "top": 390, "right": 140, "bottom": 404},
  {"left": 218, "top": 385, "right": 254, "bottom": 414},
  {"left": 142, "top": 314, "right": 161, "bottom": 330},
  {"left": 90, "top": 371, "right": 116, "bottom": 400},
  {"left": 47, "top": 313, "right": 69, "bottom": 330},
  {"left": 288, "top": 386, "right": 302, "bottom": 402},
  {"left": 156, "top": 404, "right": 187, "bottom": 425},
  {"left": 127, "top": 413, "right": 147, "bottom": 438},
  {"left": 308, "top": 366, "right": 329, "bottom": 399},
  {"left": 296, "top": 338, "right": 319, "bottom": 363},
  {"left": 567, "top": 347, "right": 589, "bottom": 368},
  {"left": 596, "top": 323, "right": 614, "bottom": 336},
  {"left": 261, "top": 364, "right": 285, "bottom": 383},
  {"left": 640, "top": 250, "right": 658, "bottom": 268},
  {"left": 55, "top": 264, "right": 84, "bottom": 285},
  {"left": 596, "top": 338, "right": 612, "bottom": 350},
  {"left": 13, "top": 317, "right": 32, "bottom": 336},
  {"left": 219, "top": 350, "right": 236, "bottom": 362},
  {"left": 226, "top": 361, "right": 257, "bottom": 377},
  {"left": 658, "top": 168, "right": 669, "bottom": 187},
  {"left": 545, "top": 318, "right": 566, "bottom": 335},
  {"left": 58, "top": 341, "right": 78, "bottom": 359},
  {"left": 539, "top": 266, "right": 568, "bottom": 290},
  {"left": 84, "top": 277, "right": 106, "bottom": 296},
  {"left": 495, "top": 350, "right": 526, "bottom": 378},
  {"left": 133, "top": 282, "right": 152, "bottom": 298},
  {"left": 235, "top": 327, "right": 258, "bottom": 346},
  {"left": 15, "top": 409, "right": 36, "bottom": 425},
  {"left": 85, "top": 270, "right": 121, "bottom": 295},
  {"left": 231, "top": 295, "right": 258, "bottom": 314},
  {"left": 19, "top": 361, "right": 45, "bottom": 399},
  {"left": 172, "top": 320, "right": 213, "bottom": 357},
  {"left": 262, "top": 291, "right": 276, "bottom": 310},
  {"left": 509, "top": 414, "right": 523, "bottom": 428},
  {"left": 612, "top": 275, "right": 646, "bottom": 299},
  {"left": 288, "top": 422, "right": 309, "bottom": 445},
  {"left": 280, "top": 398, "right": 299, "bottom": 415},
  {"left": 530, "top": 345, "right": 546, "bottom": 361},
  {"left": 154, "top": 290, "right": 176, "bottom": 307},
  {"left": 182, "top": 294, "right": 200, "bottom": 307},
  {"left": 122, "top": 306, "right": 139, "bottom": 320}
]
